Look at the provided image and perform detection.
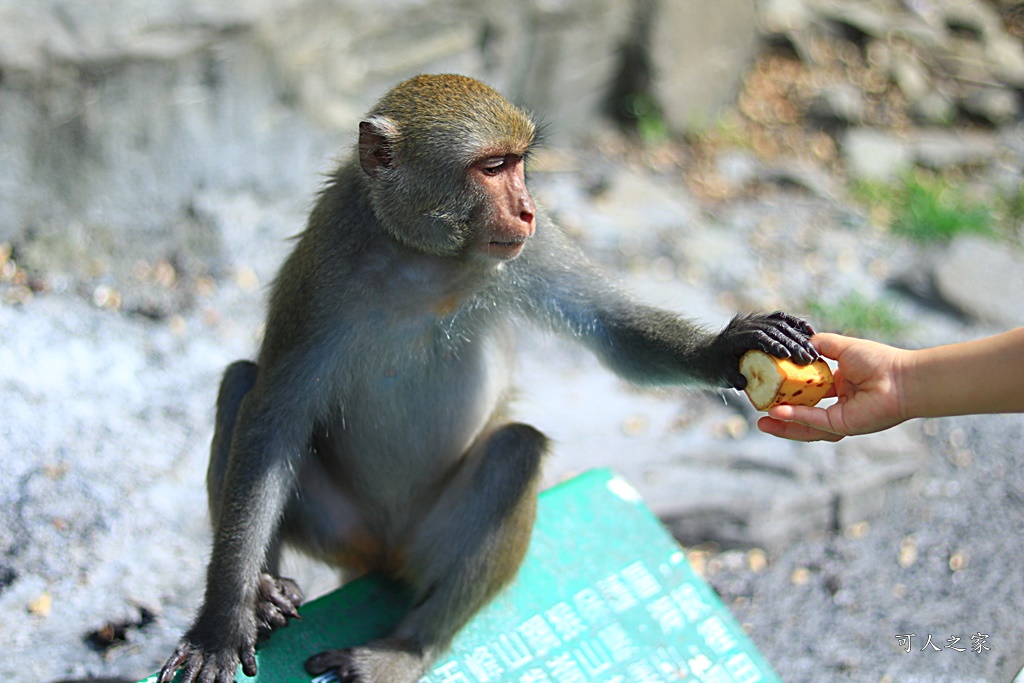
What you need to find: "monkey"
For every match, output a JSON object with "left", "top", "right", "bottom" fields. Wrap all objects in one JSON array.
[{"left": 158, "top": 74, "right": 818, "bottom": 683}]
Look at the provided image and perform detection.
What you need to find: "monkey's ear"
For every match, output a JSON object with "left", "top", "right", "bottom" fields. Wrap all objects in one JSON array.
[{"left": 359, "top": 117, "right": 398, "bottom": 177}]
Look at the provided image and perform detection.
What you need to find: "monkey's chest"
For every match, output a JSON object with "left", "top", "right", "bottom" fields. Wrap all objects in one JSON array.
[{"left": 318, "top": 327, "right": 512, "bottom": 485}]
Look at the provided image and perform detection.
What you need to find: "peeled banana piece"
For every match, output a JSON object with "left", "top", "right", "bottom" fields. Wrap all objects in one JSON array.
[{"left": 739, "top": 349, "right": 834, "bottom": 411}]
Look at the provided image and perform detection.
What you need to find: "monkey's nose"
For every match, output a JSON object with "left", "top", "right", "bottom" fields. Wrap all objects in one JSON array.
[{"left": 519, "top": 195, "right": 536, "bottom": 232}]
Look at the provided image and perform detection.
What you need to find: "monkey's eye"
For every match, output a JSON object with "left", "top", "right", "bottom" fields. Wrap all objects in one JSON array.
[{"left": 479, "top": 157, "right": 508, "bottom": 176}]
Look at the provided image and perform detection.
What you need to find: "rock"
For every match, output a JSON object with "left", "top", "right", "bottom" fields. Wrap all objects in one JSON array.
[
  {"left": 785, "top": 0, "right": 1024, "bottom": 135},
  {"left": 482, "top": 0, "right": 633, "bottom": 141},
  {"left": 0, "top": 7, "right": 333, "bottom": 289},
  {"left": 908, "top": 89, "right": 958, "bottom": 125},
  {"left": 932, "top": 236, "right": 1024, "bottom": 326},
  {"left": 985, "top": 33, "right": 1024, "bottom": 87},
  {"left": 889, "top": 46, "right": 932, "bottom": 103},
  {"left": 832, "top": 423, "right": 925, "bottom": 528},
  {"left": 715, "top": 149, "right": 761, "bottom": 189},
  {"left": 807, "top": 83, "right": 865, "bottom": 125},
  {"left": 676, "top": 227, "right": 760, "bottom": 292},
  {"left": 811, "top": 0, "right": 895, "bottom": 39},
  {"left": 649, "top": 0, "right": 760, "bottom": 132},
  {"left": 758, "top": 0, "right": 814, "bottom": 35},
  {"left": 261, "top": 0, "right": 634, "bottom": 140},
  {"left": 638, "top": 422, "right": 926, "bottom": 553},
  {"left": 713, "top": 151, "right": 839, "bottom": 201},
  {"left": 941, "top": 0, "right": 1024, "bottom": 86},
  {"left": 757, "top": 159, "right": 841, "bottom": 199},
  {"left": 940, "top": 0, "right": 1005, "bottom": 38},
  {"left": 959, "top": 85, "right": 1021, "bottom": 125},
  {"left": 0, "top": 0, "right": 638, "bottom": 291},
  {"left": 572, "top": 167, "right": 697, "bottom": 255},
  {"left": 841, "top": 128, "right": 912, "bottom": 181},
  {"left": 910, "top": 128, "right": 1001, "bottom": 169},
  {"left": 883, "top": 41, "right": 958, "bottom": 124},
  {"left": 657, "top": 469, "right": 835, "bottom": 554}
]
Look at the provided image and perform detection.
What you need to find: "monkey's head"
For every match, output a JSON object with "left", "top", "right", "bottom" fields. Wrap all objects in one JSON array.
[{"left": 358, "top": 74, "right": 538, "bottom": 261}]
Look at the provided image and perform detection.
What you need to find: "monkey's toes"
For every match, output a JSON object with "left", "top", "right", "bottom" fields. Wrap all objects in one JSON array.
[
  {"left": 255, "top": 573, "right": 304, "bottom": 635},
  {"left": 306, "top": 648, "right": 361, "bottom": 681},
  {"left": 274, "top": 575, "right": 304, "bottom": 607}
]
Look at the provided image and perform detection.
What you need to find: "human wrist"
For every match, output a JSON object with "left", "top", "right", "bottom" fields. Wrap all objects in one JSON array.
[{"left": 893, "top": 347, "right": 922, "bottom": 421}]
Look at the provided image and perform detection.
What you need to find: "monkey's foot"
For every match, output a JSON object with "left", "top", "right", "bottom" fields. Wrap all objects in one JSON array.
[
  {"left": 306, "top": 648, "right": 361, "bottom": 682},
  {"left": 306, "top": 643, "right": 428, "bottom": 683},
  {"left": 255, "top": 573, "right": 304, "bottom": 636}
]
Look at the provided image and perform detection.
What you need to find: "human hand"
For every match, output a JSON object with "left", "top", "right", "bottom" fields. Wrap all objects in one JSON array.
[{"left": 756, "top": 333, "right": 910, "bottom": 442}]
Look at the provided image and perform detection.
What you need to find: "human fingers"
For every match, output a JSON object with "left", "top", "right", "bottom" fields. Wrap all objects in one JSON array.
[
  {"left": 809, "top": 332, "right": 855, "bottom": 361},
  {"left": 768, "top": 402, "right": 850, "bottom": 437},
  {"left": 756, "top": 415, "right": 845, "bottom": 442}
]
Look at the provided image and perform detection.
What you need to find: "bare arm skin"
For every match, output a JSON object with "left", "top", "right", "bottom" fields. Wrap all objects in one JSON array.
[
  {"left": 758, "top": 328, "right": 1024, "bottom": 442},
  {"left": 908, "top": 327, "right": 1024, "bottom": 417},
  {"left": 158, "top": 74, "right": 818, "bottom": 683}
]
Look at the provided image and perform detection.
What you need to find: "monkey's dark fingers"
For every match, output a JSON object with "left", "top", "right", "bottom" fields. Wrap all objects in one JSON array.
[
  {"left": 158, "top": 641, "right": 210, "bottom": 683},
  {"left": 181, "top": 656, "right": 203, "bottom": 683},
  {"left": 726, "top": 368, "right": 749, "bottom": 391},
  {"left": 761, "top": 324, "right": 817, "bottom": 365},
  {"left": 240, "top": 646, "right": 258, "bottom": 679},
  {"left": 758, "top": 313, "right": 818, "bottom": 364},
  {"left": 276, "top": 576, "right": 305, "bottom": 607},
  {"left": 256, "top": 602, "right": 298, "bottom": 631},
  {"left": 157, "top": 644, "right": 191, "bottom": 683},
  {"left": 767, "top": 310, "right": 816, "bottom": 337},
  {"left": 158, "top": 643, "right": 252, "bottom": 681},
  {"left": 748, "top": 328, "right": 796, "bottom": 360},
  {"left": 255, "top": 573, "right": 304, "bottom": 635},
  {"left": 274, "top": 595, "right": 302, "bottom": 620}
]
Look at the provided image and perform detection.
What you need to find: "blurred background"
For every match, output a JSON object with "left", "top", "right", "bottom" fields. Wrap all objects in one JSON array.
[{"left": 1, "top": 0, "right": 1023, "bottom": 681}]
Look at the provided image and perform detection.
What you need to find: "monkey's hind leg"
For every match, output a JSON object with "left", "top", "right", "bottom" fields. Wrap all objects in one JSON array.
[
  {"left": 207, "top": 360, "right": 259, "bottom": 523},
  {"left": 305, "top": 423, "right": 549, "bottom": 683},
  {"left": 208, "top": 360, "right": 304, "bottom": 637}
]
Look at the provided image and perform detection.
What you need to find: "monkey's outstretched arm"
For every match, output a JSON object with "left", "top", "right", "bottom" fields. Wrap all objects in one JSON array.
[
  {"left": 515, "top": 222, "right": 817, "bottom": 390},
  {"left": 588, "top": 304, "right": 817, "bottom": 389}
]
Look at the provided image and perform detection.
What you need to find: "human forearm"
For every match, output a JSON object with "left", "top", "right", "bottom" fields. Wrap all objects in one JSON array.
[{"left": 904, "top": 327, "right": 1024, "bottom": 419}]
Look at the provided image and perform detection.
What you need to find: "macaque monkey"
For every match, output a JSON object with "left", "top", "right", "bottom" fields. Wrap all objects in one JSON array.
[{"left": 158, "top": 74, "right": 817, "bottom": 683}]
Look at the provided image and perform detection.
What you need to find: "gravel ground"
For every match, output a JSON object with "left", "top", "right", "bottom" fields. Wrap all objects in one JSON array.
[
  {"left": 2, "top": 155, "right": 1023, "bottom": 683},
  {"left": 708, "top": 412, "right": 1024, "bottom": 683}
]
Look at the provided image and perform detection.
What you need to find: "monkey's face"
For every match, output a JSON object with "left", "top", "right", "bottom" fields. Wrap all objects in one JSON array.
[
  {"left": 366, "top": 149, "right": 537, "bottom": 263},
  {"left": 467, "top": 153, "right": 536, "bottom": 261},
  {"left": 357, "top": 73, "right": 539, "bottom": 261}
]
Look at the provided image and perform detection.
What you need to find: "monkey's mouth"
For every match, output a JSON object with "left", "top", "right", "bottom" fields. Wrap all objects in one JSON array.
[{"left": 483, "top": 238, "right": 527, "bottom": 259}]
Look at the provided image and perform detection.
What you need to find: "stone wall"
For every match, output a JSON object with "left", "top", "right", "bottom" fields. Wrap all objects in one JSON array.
[{"left": 0, "top": 0, "right": 759, "bottom": 285}]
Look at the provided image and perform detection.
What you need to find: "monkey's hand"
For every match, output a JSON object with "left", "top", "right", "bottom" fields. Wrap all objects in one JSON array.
[
  {"left": 157, "top": 574, "right": 302, "bottom": 683},
  {"left": 712, "top": 312, "right": 817, "bottom": 390},
  {"left": 157, "top": 624, "right": 257, "bottom": 683}
]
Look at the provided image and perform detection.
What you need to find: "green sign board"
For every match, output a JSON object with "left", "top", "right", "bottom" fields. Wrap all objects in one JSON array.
[{"left": 144, "top": 469, "right": 780, "bottom": 683}]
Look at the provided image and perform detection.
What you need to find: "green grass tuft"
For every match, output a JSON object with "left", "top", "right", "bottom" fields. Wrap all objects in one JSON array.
[
  {"left": 853, "top": 171, "right": 996, "bottom": 244},
  {"left": 808, "top": 292, "right": 906, "bottom": 339}
]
